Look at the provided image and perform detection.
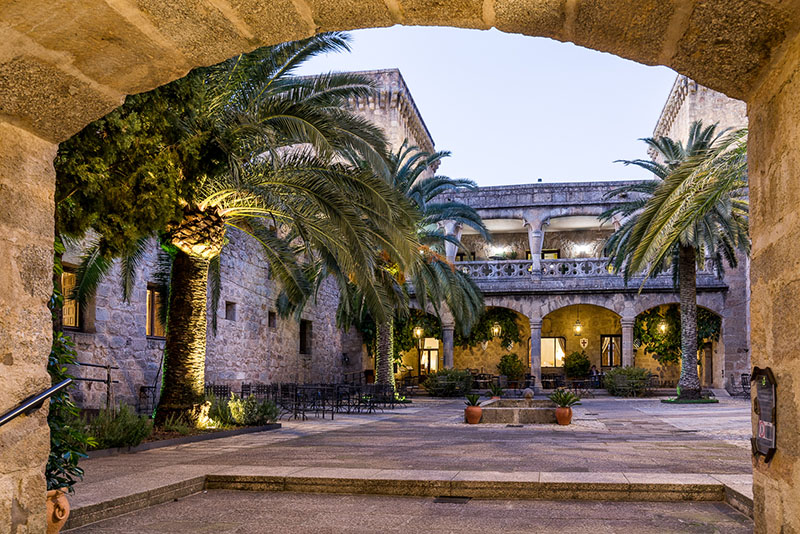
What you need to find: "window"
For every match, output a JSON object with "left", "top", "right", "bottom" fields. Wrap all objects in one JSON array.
[
  {"left": 146, "top": 286, "right": 166, "bottom": 338},
  {"left": 420, "top": 337, "right": 439, "bottom": 374},
  {"left": 299, "top": 319, "right": 312, "bottom": 355},
  {"left": 61, "top": 270, "right": 80, "bottom": 329},
  {"left": 455, "top": 251, "right": 476, "bottom": 262},
  {"left": 601, "top": 335, "right": 622, "bottom": 367},
  {"left": 268, "top": 310, "right": 277, "bottom": 328},
  {"left": 225, "top": 301, "right": 237, "bottom": 321},
  {"left": 541, "top": 249, "right": 560, "bottom": 259},
  {"left": 541, "top": 337, "right": 566, "bottom": 367}
]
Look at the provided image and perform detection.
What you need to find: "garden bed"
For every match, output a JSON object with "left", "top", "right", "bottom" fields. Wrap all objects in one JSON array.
[
  {"left": 87, "top": 423, "right": 281, "bottom": 458},
  {"left": 660, "top": 398, "right": 719, "bottom": 404}
]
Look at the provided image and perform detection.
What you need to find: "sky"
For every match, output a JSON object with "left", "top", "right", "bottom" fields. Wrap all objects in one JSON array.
[{"left": 295, "top": 26, "right": 678, "bottom": 187}]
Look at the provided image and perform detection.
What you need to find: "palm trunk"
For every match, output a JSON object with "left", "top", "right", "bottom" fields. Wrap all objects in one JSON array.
[
  {"left": 155, "top": 250, "right": 211, "bottom": 425},
  {"left": 677, "top": 245, "right": 701, "bottom": 400},
  {"left": 376, "top": 321, "right": 396, "bottom": 393}
]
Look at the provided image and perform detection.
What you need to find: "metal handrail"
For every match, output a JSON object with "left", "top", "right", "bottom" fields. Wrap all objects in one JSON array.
[{"left": 0, "top": 379, "right": 72, "bottom": 428}]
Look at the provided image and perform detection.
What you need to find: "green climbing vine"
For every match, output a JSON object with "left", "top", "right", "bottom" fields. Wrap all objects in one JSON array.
[
  {"left": 634, "top": 304, "right": 721, "bottom": 365},
  {"left": 455, "top": 308, "right": 522, "bottom": 349}
]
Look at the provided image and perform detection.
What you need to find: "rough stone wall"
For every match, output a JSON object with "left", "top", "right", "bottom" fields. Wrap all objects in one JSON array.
[
  {"left": 748, "top": 31, "right": 800, "bottom": 533},
  {"left": 349, "top": 69, "right": 435, "bottom": 155},
  {"left": 462, "top": 232, "right": 529, "bottom": 260},
  {"left": 653, "top": 75, "right": 748, "bottom": 147},
  {"left": 66, "top": 228, "right": 348, "bottom": 409},
  {"left": 0, "top": 122, "right": 54, "bottom": 534},
  {"left": 542, "top": 229, "right": 613, "bottom": 258},
  {"left": 540, "top": 304, "right": 621, "bottom": 370}
]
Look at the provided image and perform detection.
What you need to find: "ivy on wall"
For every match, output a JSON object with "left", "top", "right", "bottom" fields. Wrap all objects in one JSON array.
[
  {"left": 455, "top": 307, "right": 522, "bottom": 349},
  {"left": 394, "top": 310, "right": 443, "bottom": 362},
  {"left": 634, "top": 304, "right": 721, "bottom": 364}
]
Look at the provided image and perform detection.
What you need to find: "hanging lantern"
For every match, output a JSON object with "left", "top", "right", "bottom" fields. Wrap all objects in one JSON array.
[
  {"left": 658, "top": 321, "right": 668, "bottom": 334},
  {"left": 573, "top": 306, "right": 583, "bottom": 336},
  {"left": 413, "top": 326, "right": 424, "bottom": 340},
  {"left": 491, "top": 322, "right": 502, "bottom": 338}
]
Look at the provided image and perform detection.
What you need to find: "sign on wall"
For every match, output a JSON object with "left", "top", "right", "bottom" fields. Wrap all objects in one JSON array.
[{"left": 751, "top": 367, "right": 777, "bottom": 463}]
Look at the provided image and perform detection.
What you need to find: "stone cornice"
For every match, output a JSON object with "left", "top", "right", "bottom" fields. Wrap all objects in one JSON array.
[
  {"left": 650, "top": 75, "right": 697, "bottom": 158},
  {"left": 346, "top": 68, "right": 435, "bottom": 153}
]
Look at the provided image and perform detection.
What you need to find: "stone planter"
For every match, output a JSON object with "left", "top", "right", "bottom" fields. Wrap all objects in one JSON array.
[
  {"left": 480, "top": 399, "right": 557, "bottom": 424},
  {"left": 46, "top": 489, "right": 70, "bottom": 534},
  {"left": 464, "top": 405, "right": 482, "bottom": 424},
  {"left": 555, "top": 406, "right": 573, "bottom": 425}
]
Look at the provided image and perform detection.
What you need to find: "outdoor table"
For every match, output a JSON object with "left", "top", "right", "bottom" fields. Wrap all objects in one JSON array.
[{"left": 567, "top": 379, "right": 594, "bottom": 398}]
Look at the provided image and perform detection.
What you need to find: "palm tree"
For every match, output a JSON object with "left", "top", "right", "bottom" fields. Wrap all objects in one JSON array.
[
  {"left": 603, "top": 121, "right": 748, "bottom": 399},
  {"left": 338, "top": 143, "right": 488, "bottom": 390},
  {"left": 66, "top": 33, "right": 419, "bottom": 424}
]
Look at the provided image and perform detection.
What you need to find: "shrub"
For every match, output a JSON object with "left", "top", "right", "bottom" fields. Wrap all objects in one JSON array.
[
  {"left": 228, "top": 393, "right": 278, "bottom": 425},
  {"left": 422, "top": 369, "right": 473, "bottom": 397},
  {"left": 206, "top": 394, "right": 235, "bottom": 427},
  {"left": 497, "top": 353, "right": 525, "bottom": 381},
  {"left": 85, "top": 404, "right": 153, "bottom": 449},
  {"left": 564, "top": 351, "right": 591, "bottom": 378},
  {"left": 161, "top": 413, "right": 193, "bottom": 435},
  {"left": 604, "top": 367, "right": 651, "bottom": 396}
]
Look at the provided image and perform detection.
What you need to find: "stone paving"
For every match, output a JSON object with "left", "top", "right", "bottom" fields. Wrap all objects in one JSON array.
[
  {"left": 69, "top": 490, "right": 753, "bottom": 533},
  {"left": 66, "top": 395, "right": 754, "bottom": 531}
]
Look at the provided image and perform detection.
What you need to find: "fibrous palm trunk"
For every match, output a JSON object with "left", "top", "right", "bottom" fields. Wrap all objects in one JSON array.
[
  {"left": 677, "top": 245, "right": 701, "bottom": 400},
  {"left": 155, "top": 250, "right": 211, "bottom": 424},
  {"left": 155, "top": 206, "right": 226, "bottom": 425},
  {"left": 376, "top": 321, "right": 396, "bottom": 393}
]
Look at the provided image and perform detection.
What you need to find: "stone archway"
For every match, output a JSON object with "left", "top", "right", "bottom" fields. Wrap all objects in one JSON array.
[{"left": 2, "top": 2, "right": 800, "bottom": 531}]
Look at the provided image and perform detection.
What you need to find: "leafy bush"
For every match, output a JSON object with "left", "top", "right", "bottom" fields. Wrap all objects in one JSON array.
[
  {"left": 422, "top": 369, "right": 473, "bottom": 397},
  {"left": 548, "top": 388, "right": 582, "bottom": 407},
  {"left": 206, "top": 394, "right": 235, "bottom": 427},
  {"left": 564, "top": 351, "right": 590, "bottom": 378},
  {"left": 161, "top": 413, "right": 193, "bottom": 435},
  {"left": 487, "top": 382, "right": 504, "bottom": 397},
  {"left": 604, "top": 367, "right": 651, "bottom": 396},
  {"left": 497, "top": 353, "right": 525, "bottom": 381},
  {"left": 84, "top": 404, "right": 153, "bottom": 450},
  {"left": 228, "top": 393, "right": 278, "bottom": 425},
  {"left": 47, "top": 330, "right": 97, "bottom": 492}
]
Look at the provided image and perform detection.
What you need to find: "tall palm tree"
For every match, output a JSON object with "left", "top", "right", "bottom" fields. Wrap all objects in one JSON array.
[
  {"left": 603, "top": 121, "right": 748, "bottom": 399},
  {"left": 338, "top": 143, "right": 488, "bottom": 390},
  {"left": 66, "top": 33, "right": 419, "bottom": 424}
]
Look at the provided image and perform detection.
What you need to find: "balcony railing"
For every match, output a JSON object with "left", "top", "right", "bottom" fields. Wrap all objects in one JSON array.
[{"left": 456, "top": 258, "right": 717, "bottom": 280}]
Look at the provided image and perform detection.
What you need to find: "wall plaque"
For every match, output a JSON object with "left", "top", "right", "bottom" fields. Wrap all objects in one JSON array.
[{"left": 751, "top": 367, "right": 777, "bottom": 462}]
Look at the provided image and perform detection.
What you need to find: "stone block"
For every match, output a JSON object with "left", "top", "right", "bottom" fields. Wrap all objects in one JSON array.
[
  {"left": 398, "top": 0, "right": 485, "bottom": 28},
  {"left": 493, "top": 0, "right": 565, "bottom": 39}
]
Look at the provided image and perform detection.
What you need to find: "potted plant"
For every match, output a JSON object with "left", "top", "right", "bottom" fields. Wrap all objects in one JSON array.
[
  {"left": 548, "top": 389, "right": 581, "bottom": 425},
  {"left": 497, "top": 353, "right": 525, "bottom": 388},
  {"left": 563, "top": 350, "right": 591, "bottom": 379},
  {"left": 464, "top": 394, "right": 483, "bottom": 424},
  {"left": 46, "top": 332, "right": 97, "bottom": 533},
  {"left": 487, "top": 383, "right": 504, "bottom": 400}
]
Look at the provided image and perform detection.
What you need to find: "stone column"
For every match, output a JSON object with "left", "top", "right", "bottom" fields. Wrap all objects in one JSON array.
[
  {"left": 621, "top": 317, "right": 635, "bottom": 368},
  {"left": 441, "top": 326, "right": 455, "bottom": 369},
  {"left": 0, "top": 122, "right": 56, "bottom": 533},
  {"left": 439, "top": 221, "right": 463, "bottom": 263},
  {"left": 529, "top": 319, "right": 542, "bottom": 386},
  {"left": 749, "top": 34, "right": 800, "bottom": 533}
]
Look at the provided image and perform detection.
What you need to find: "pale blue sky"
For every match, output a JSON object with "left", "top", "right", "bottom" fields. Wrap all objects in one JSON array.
[{"left": 295, "top": 26, "right": 677, "bottom": 187}]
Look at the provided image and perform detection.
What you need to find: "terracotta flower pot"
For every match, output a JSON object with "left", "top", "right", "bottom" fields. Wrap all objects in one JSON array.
[
  {"left": 464, "top": 406, "right": 482, "bottom": 424},
  {"left": 490, "top": 396, "right": 501, "bottom": 400},
  {"left": 46, "top": 489, "right": 70, "bottom": 534},
  {"left": 555, "top": 407, "right": 573, "bottom": 425}
]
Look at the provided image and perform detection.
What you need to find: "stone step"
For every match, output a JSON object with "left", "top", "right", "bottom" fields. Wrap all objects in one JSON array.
[{"left": 64, "top": 469, "right": 753, "bottom": 531}]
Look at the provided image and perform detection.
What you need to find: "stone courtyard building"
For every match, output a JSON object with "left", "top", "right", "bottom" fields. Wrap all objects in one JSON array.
[{"left": 63, "top": 70, "right": 750, "bottom": 410}]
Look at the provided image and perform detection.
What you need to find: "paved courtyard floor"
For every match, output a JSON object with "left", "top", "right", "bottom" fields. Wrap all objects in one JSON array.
[
  {"left": 67, "top": 395, "right": 754, "bottom": 531},
  {"left": 70, "top": 490, "right": 753, "bottom": 533}
]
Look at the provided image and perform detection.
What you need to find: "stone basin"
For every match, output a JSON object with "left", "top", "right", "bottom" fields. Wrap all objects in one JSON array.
[{"left": 478, "top": 398, "right": 557, "bottom": 424}]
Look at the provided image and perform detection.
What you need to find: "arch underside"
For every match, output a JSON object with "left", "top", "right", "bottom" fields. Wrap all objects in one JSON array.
[{"left": 1, "top": 0, "right": 798, "bottom": 144}]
